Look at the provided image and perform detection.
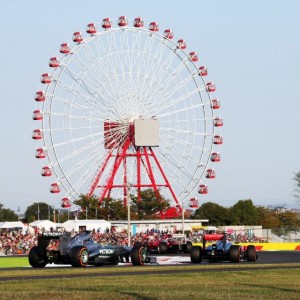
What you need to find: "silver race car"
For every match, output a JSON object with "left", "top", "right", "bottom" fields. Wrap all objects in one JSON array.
[{"left": 29, "top": 231, "right": 154, "bottom": 268}]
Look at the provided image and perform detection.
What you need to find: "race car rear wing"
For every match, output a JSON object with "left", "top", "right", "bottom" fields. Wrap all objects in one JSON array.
[
  {"left": 202, "top": 233, "right": 227, "bottom": 250},
  {"left": 203, "top": 233, "right": 225, "bottom": 241}
]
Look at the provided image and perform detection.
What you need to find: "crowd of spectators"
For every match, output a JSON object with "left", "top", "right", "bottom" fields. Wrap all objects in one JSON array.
[
  {"left": 0, "top": 227, "right": 173, "bottom": 256},
  {"left": 0, "top": 227, "right": 264, "bottom": 256},
  {"left": 0, "top": 229, "right": 36, "bottom": 255}
]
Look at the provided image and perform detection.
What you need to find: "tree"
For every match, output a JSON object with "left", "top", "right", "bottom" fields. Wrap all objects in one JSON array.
[
  {"left": 192, "top": 202, "right": 231, "bottom": 225},
  {"left": 0, "top": 203, "right": 18, "bottom": 221},
  {"left": 229, "top": 199, "right": 258, "bottom": 225},
  {"left": 278, "top": 210, "right": 300, "bottom": 232},
  {"left": 256, "top": 206, "right": 280, "bottom": 229},
  {"left": 24, "top": 202, "right": 51, "bottom": 222},
  {"left": 74, "top": 194, "right": 128, "bottom": 220},
  {"left": 74, "top": 190, "right": 171, "bottom": 220},
  {"left": 131, "top": 189, "right": 171, "bottom": 219}
]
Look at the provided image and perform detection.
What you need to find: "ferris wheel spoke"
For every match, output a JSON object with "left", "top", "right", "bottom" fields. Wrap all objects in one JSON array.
[
  {"left": 156, "top": 152, "right": 200, "bottom": 194},
  {"left": 48, "top": 98, "right": 106, "bottom": 119},
  {"left": 46, "top": 111, "right": 104, "bottom": 123},
  {"left": 159, "top": 148, "right": 204, "bottom": 182},
  {"left": 49, "top": 137, "right": 103, "bottom": 166},
  {"left": 59, "top": 54, "right": 120, "bottom": 108},
  {"left": 158, "top": 101, "right": 206, "bottom": 118},
  {"left": 160, "top": 127, "right": 210, "bottom": 137},
  {"left": 48, "top": 130, "right": 103, "bottom": 149},
  {"left": 52, "top": 80, "right": 96, "bottom": 105},
  {"left": 159, "top": 130, "right": 211, "bottom": 155},
  {"left": 57, "top": 62, "right": 100, "bottom": 99},
  {"left": 62, "top": 150, "right": 102, "bottom": 184}
]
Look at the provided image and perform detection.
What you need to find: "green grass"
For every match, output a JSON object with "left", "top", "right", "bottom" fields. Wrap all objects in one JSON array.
[
  {"left": 0, "top": 258, "right": 300, "bottom": 300},
  {"left": 0, "top": 256, "right": 30, "bottom": 268}
]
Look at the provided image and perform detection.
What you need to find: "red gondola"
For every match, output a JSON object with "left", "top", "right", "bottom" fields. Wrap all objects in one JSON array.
[
  {"left": 59, "top": 43, "right": 71, "bottom": 54},
  {"left": 35, "top": 91, "right": 46, "bottom": 102},
  {"left": 163, "top": 29, "right": 174, "bottom": 39},
  {"left": 134, "top": 17, "right": 144, "bottom": 28},
  {"left": 32, "top": 129, "right": 42, "bottom": 140},
  {"left": 189, "top": 52, "right": 198, "bottom": 62},
  {"left": 50, "top": 183, "right": 60, "bottom": 193},
  {"left": 32, "top": 110, "right": 43, "bottom": 120},
  {"left": 213, "top": 135, "right": 223, "bottom": 145},
  {"left": 189, "top": 198, "right": 199, "bottom": 208},
  {"left": 35, "top": 148, "right": 46, "bottom": 159},
  {"left": 49, "top": 57, "right": 60, "bottom": 68},
  {"left": 41, "top": 166, "right": 52, "bottom": 177},
  {"left": 199, "top": 66, "right": 208, "bottom": 76},
  {"left": 86, "top": 23, "right": 97, "bottom": 34},
  {"left": 102, "top": 18, "right": 112, "bottom": 29},
  {"left": 214, "top": 117, "right": 223, "bottom": 127},
  {"left": 149, "top": 21, "right": 159, "bottom": 32},
  {"left": 206, "top": 169, "right": 216, "bottom": 179},
  {"left": 61, "top": 197, "right": 72, "bottom": 208},
  {"left": 206, "top": 82, "right": 216, "bottom": 92},
  {"left": 211, "top": 99, "right": 221, "bottom": 109},
  {"left": 198, "top": 184, "right": 208, "bottom": 194},
  {"left": 177, "top": 39, "right": 186, "bottom": 49},
  {"left": 211, "top": 152, "right": 221, "bottom": 162},
  {"left": 72, "top": 32, "right": 84, "bottom": 43},
  {"left": 41, "top": 73, "right": 52, "bottom": 84},
  {"left": 118, "top": 16, "right": 128, "bottom": 27}
]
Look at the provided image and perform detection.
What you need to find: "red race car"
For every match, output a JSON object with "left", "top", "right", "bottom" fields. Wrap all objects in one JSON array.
[{"left": 147, "top": 236, "right": 180, "bottom": 254}]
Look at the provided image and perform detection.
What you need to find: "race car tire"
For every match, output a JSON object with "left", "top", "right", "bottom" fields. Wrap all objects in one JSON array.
[
  {"left": 131, "top": 245, "right": 146, "bottom": 266},
  {"left": 186, "top": 241, "right": 193, "bottom": 253},
  {"left": 158, "top": 242, "right": 168, "bottom": 254},
  {"left": 229, "top": 245, "right": 241, "bottom": 262},
  {"left": 69, "top": 246, "right": 89, "bottom": 267},
  {"left": 246, "top": 245, "right": 257, "bottom": 262},
  {"left": 28, "top": 246, "right": 48, "bottom": 268},
  {"left": 190, "top": 246, "right": 203, "bottom": 263}
]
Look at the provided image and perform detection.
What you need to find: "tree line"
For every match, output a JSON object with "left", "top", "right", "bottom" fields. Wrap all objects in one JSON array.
[
  {"left": 1, "top": 194, "right": 299, "bottom": 233},
  {"left": 192, "top": 199, "right": 300, "bottom": 231}
]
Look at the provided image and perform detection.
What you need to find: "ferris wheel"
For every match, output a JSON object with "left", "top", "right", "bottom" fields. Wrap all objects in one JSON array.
[{"left": 32, "top": 16, "right": 223, "bottom": 212}]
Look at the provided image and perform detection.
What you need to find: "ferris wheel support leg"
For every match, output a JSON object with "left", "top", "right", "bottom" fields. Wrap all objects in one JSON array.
[
  {"left": 99, "top": 137, "right": 132, "bottom": 203},
  {"left": 88, "top": 151, "right": 113, "bottom": 197},
  {"left": 136, "top": 147, "right": 142, "bottom": 201},
  {"left": 143, "top": 147, "right": 161, "bottom": 200},
  {"left": 149, "top": 148, "right": 182, "bottom": 212},
  {"left": 123, "top": 157, "right": 128, "bottom": 206}
]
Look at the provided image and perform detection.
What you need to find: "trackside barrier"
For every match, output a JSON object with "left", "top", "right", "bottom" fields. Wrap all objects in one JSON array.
[
  {"left": 192, "top": 242, "right": 300, "bottom": 251},
  {"left": 238, "top": 242, "right": 300, "bottom": 251}
]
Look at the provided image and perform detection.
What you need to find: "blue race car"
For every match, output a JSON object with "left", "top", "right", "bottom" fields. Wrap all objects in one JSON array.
[
  {"left": 190, "top": 233, "right": 257, "bottom": 263},
  {"left": 29, "top": 231, "right": 151, "bottom": 268}
]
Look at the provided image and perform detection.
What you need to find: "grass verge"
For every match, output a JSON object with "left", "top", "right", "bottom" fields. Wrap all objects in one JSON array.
[
  {"left": 0, "top": 256, "right": 30, "bottom": 268},
  {"left": 0, "top": 261, "right": 299, "bottom": 300}
]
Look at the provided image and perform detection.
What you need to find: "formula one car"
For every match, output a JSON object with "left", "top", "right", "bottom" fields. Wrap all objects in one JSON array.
[
  {"left": 29, "top": 231, "right": 151, "bottom": 268},
  {"left": 147, "top": 237, "right": 180, "bottom": 254},
  {"left": 190, "top": 233, "right": 257, "bottom": 263}
]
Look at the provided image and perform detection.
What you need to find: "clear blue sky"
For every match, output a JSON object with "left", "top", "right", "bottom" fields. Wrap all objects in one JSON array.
[{"left": 1, "top": 0, "right": 300, "bottom": 212}]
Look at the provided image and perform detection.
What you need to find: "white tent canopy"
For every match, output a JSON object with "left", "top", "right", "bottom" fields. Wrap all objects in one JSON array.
[
  {"left": 0, "top": 222, "right": 13, "bottom": 229},
  {"left": 0, "top": 221, "right": 27, "bottom": 232},
  {"left": 29, "top": 220, "right": 57, "bottom": 231},
  {"left": 62, "top": 219, "right": 111, "bottom": 233}
]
